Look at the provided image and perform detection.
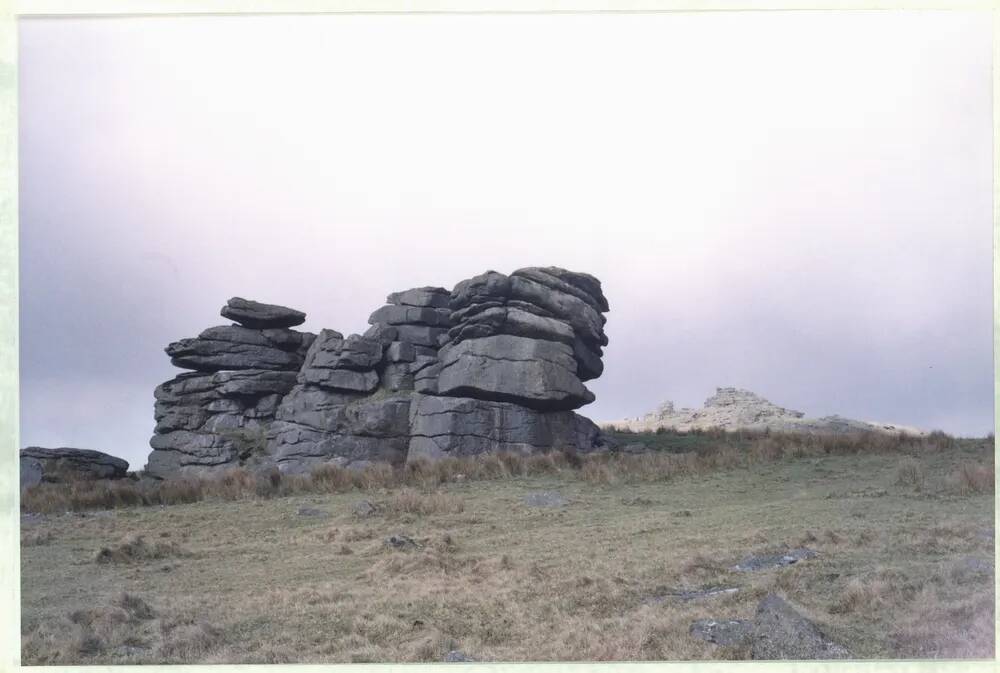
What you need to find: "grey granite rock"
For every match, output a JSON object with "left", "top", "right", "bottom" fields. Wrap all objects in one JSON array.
[
  {"left": 21, "top": 447, "right": 129, "bottom": 482},
  {"left": 220, "top": 297, "right": 306, "bottom": 329},
  {"left": 386, "top": 286, "right": 451, "bottom": 309},
  {"left": 750, "top": 594, "right": 851, "bottom": 659},
  {"left": 435, "top": 335, "right": 594, "bottom": 411}
]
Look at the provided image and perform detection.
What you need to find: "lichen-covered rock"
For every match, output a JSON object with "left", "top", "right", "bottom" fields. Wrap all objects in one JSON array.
[{"left": 20, "top": 447, "right": 129, "bottom": 482}]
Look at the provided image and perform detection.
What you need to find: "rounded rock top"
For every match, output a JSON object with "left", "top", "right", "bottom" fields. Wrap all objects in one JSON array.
[{"left": 221, "top": 297, "right": 306, "bottom": 329}]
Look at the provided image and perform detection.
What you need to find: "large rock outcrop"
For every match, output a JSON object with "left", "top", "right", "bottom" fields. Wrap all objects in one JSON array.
[
  {"left": 146, "top": 298, "right": 316, "bottom": 478},
  {"left": 146, "top": 268, "right": 613, "bottom": 478},
  {"left": 20, "top": 447, "right": 129, "bottom": 484},
  {"left": 611, "top": 387, "right": 925, "bottom": 435}
]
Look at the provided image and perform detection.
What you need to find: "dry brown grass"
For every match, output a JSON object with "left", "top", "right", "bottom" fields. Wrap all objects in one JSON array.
[
  {"left": 94, "top": 535, "right": 188, "bottom": 564},
  {"left": 21, "top": 438, "right": 994, "bottom": 664},
  {"left": 895, "top": 457, "right": 926, "bottom": 488},
  {"left": 22, "top": 430, "right": 979, "bottom": 515},
  {"left": 947, "top": 461, "right": 994, "bottom": 495}
]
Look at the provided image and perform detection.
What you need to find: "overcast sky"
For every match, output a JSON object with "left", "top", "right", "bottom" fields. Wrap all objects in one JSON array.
[{"left": 19, "top": 11, "right": 993, "bottom": 470}]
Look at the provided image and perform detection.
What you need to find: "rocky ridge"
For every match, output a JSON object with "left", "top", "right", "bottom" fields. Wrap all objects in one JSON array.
[
  {"left": 146, "top": 267, "right": 613, "bottom": 478},
  {"left": 611, "top": 387, "right": 924, "bottom": 435}
]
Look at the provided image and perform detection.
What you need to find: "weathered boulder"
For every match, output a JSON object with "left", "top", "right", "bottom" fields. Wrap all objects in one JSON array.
[
  {"left": 220, "top": 297, "right": 306, "bottom": 329},
  {"left": 20, "top": 447, "right": 129, "bottom": 482},
  {"left": 20, "top": 455, "right": 43, "bottom": 489},
  {"left": 435, "top": 335, "right": 594, "bottom": 411}
]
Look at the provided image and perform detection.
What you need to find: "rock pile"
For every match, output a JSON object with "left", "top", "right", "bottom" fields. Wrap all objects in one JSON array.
[
  {"left": 146, "top": 267, "right": 613, "bottom": 479},
  {"left": 20, "top": 447, "right": 129, "bottom": 486},
  {"left": 146, "top": 298, "right": 316, "bottom": 478},
  {"left": 612, "top": 387, "right": 925, "bottom": 435}
]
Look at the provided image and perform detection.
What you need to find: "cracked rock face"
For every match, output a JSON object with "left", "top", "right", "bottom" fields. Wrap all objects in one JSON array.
[{"left": 147, "top": 267, "right": 611, "bottom": 478}]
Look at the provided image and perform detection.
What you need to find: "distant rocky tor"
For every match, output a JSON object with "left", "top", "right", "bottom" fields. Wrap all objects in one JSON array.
[
  {"left": 610, "top": 387, "right": 925, "bottom": 435},
  {"left": 145, "top": 268, "right": 614, "bottom": 479},
  {"left": 19, "top": 447, "right": 129, "bottom": 487}
]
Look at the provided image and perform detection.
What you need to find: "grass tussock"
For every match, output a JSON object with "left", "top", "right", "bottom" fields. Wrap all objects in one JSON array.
[
  {"left": 946, "top": 461, "right": 994, "bottom": 495},
  {"left": 895, "top": 457, "right": 926, "bottom": 489},
  {"left": 21, "top": 429, "right": 988, "bottom": 514},
  {"left": 94, "top": 535, "right": 188, "bottom": 564}
]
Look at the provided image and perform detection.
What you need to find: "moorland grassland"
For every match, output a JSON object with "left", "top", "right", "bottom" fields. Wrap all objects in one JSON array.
[{"left": 20, "top": 430, "right": 995, "bottom": 663}]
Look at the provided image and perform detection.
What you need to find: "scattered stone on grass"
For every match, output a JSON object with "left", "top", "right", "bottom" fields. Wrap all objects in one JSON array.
[
  {"left": 444, "top": 650, "right": 477, "bottom": 662},
  {"left": 385, "top": 533, "right": 420, "bottom": 550},
  {"left": 523, "top": 491, "right": 568, "bottom": 508},
  {"left": 689, "top": 619, "right": 752, "bottom": 646},
  {"left": 352, "top": 500, "right": 378, "bottom": 518},
  {"left": 732, "top": 547, "right": 817, "bottom": 572},
  {"left": 648, "top": 586, "right": 740, "bottom": 604}
]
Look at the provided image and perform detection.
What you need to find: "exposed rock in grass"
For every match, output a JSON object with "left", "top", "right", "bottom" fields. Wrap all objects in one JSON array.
[
  {"left": 444, "top": 649, "right": 478, "bottom": 662},
  {"left": 689, "top": 619, "right": 752, "bottom": 646},
  {"left": 733, "top": 547, "right": 816, "bottom": 572},
  {"left": 649, "top": 586, "right": 740, "bottom": 604},
  {"left": 353, "top": 500, "right": 378, "bottom": 517},
  {"left": 751, "top": 594, "right": 851, "bottom": 659},
  {"left": 297, "top": 507, "right": 328, "bottom": 517},
  {"left": 691, "top": 594, "right": 850, "bottom": 659},
  {"left": 385, "top": 533, "right": 420, "bottom": 550},
  {"left": 523, "top": 491, "right": 568, "bottom": 508}
]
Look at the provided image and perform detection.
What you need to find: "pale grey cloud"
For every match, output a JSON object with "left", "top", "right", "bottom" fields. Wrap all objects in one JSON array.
[{"left": 19, "top": 11, "right": 993, "bottom": 469}]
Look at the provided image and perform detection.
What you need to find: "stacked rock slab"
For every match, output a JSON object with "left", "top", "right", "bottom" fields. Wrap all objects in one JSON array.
[
  {"left": 147, "top": 268, "right": 613, "bottom": 478},
  {"left": 145, "top": 298, "right": 315, "bottom": 478},
  {"left": 407, "top": 267, "right": 612, "bottom": 461},
  {"left": 266, "top": 287, "right": 454, "bottom": 473}
]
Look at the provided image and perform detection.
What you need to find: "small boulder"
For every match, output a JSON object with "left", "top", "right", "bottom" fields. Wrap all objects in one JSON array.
[
  {"left": 221, "top": 297, "right": 306, "bottom": 329},
  {"left": 523, "top": 491, "right": 568, "bottom": 508},
  {"left": 750, "top": 594, "right": 851, "bottom": 659},
  {"left": 444, "top": 650, "right": 477, "bottom": 662},
  {"left": 385, "top": 533, "right": 420, "bottom": 550},
  {"left": 353, "top": 500, "right": 378, "bottom": 518},
  {"left": 20, "top": 456, "right": 43, "bottom": 489}
]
